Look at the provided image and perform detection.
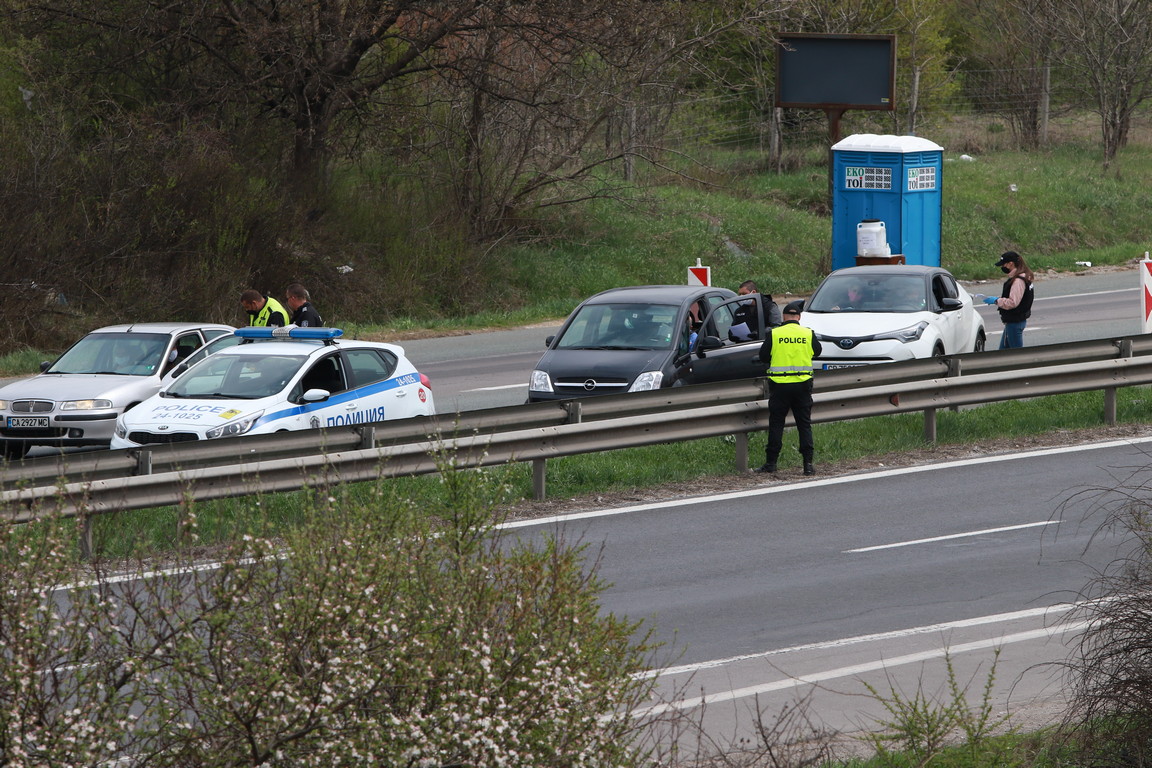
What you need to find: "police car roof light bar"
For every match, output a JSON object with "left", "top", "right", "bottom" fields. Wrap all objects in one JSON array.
[{"left": 235, "top": 326, "right": 344, "bottom": 342}]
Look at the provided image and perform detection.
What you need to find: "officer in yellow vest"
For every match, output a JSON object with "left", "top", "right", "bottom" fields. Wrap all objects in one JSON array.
[
  {"left": 756, "top": 300, "right": 822, "bottom": 475},
  {"left": 240, "top": 289, "right": 289, "bottom": 327}
]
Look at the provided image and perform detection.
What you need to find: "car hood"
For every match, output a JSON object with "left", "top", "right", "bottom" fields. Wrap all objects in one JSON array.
[
  {"left": 802, "top": 311, "right": 935, "bottom": 338},
  {"left": 536, "top": 347, "right": 673, "bottom": 379},
  {"left": 0, "top": 374, "right": 159, "bottom": 404},
  {"left": 121, "top": 395, "right": 277, "bottom": 431}
]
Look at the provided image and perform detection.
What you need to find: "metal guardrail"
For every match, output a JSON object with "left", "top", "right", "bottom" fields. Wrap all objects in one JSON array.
[{"left": 2, "top": 334, "right": 1150, "bottom": 541}]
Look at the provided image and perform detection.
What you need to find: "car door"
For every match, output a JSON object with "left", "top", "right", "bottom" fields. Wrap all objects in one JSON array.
[
  {"left": 292, "top": 352, "right": 353, "bottom": 428},
  {"left": 931, "top": 273, "right": 968, "bottom": 352},
  {"left": 676, "top": 295, "right": 767, "bottom": 385},
  {"left": 343, "top": 348, "right": 415, "bottom": 422}
]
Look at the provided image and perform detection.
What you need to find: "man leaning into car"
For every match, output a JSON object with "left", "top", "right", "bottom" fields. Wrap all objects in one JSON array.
[
  {"left": 240, "top": 289, "right": 289, "bottom": 327},
  {"left": 756, "top": 301, "right": 822, "bottom": 476}
]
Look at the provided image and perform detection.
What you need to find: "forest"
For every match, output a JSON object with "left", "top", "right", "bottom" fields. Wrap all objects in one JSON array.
[{"left": 1, "top": 0, "right": 1151, "bottom": 351}]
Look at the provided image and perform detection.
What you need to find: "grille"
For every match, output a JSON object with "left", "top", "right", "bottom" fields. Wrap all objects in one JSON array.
[
  {"left": 555, "top": 378, "right": 629, "bottom": 392},
  {"left": 11, "top": 400, "right": 54, "bottom": 413},
  {"left": 128, "top": 431, "right": 200, "bottom": 445}
]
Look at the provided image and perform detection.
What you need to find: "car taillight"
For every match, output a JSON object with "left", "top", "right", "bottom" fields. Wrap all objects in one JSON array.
[{"left": 420, "top": 373, "right": 432, "bottom": 388}]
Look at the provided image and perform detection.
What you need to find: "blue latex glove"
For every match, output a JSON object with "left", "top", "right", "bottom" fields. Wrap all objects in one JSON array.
[{"left": 983, "top": 296, "right": 998, "bottom": 305}]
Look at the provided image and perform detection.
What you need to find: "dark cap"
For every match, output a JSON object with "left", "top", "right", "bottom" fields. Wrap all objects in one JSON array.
[
  {"left": 783, "top": 300, "right": 804, "bottom": 316},
  {"left": 995, "top": 250, "right": 1021, "bottom": 267}
]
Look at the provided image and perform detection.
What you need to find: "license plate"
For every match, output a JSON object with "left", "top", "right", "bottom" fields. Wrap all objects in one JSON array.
[
  {"left": 6, "top": 416, "right": 49, "bottom": 429},
  {"left": 823, "top": 362, "right": 868, "bottom": 370}
]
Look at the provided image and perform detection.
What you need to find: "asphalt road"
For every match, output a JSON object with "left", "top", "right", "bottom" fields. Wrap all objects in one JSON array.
[{"left": 500, "top": 437, "right": 1149, "bottom": 748}]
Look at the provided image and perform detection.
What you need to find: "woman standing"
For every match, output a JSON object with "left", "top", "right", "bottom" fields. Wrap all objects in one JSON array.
[{"left": 983, "top": 251, "right": 1035, "bottom": 348}]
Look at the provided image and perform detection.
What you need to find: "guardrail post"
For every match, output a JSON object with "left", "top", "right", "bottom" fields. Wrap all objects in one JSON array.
[
  {"left": 133, "top": 449, "right": 153, "bottom": 476},
  {"left": 1105, "top": 387, "right": 1117, "bottom": 425},
  {"left": 532, "top": 459, "right": 547, "bottom": 500},
  {"left": 947, "top": 357, "right": 962, "bottom": 377},
  {"left": 79, "top": 515, "right": 93, "bottom": 561},
  {"left": 734, "top": 433, "right": 749, "bottom": 470},
  {"left": 563, "top": 401, "right": 583, "bottom": 424},
  {"left": 923, "top": 408, "right": 937, "bottom": 443},
  {"left": 1119, "top": 338, "right": 1134, "bottom": 358},
  {"left": 358, "top": 426, "right": 376, "bottom": 449}
]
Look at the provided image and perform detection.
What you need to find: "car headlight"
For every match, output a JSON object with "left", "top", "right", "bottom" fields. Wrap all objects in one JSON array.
[
  {"left": 114, "top": 420, "right": 127, "bottom": 439},
  {"left": 529, "top": 369, "right": 554, "bottom": 393},
  {"left": 628, "top": 371, "right": 664, "bottom": 392},
  {"left": 0, "top": 400, "right": 7, "bottom": 410},
  {"left": 61, "top": 399, "right": 114, "bottom": 411},
  {"left": 875, "top": 321, "right": 930, "bottom": 344},
  {"left": 205, "top": 410, "right": 265, "bottom": 440}
]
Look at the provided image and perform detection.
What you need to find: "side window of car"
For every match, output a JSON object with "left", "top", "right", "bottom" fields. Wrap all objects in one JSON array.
[
  {"left": 932, "top": 275, "right": 958, "bottom": 308},
  {"left": 297, "top": 354, "right": 346, "bottom": 397},
  {"left": 700, "top": 298, "right": 742, "bottom": 343},
  {"left": 345, "top": 349, "right": 398, "bottom": 388}
]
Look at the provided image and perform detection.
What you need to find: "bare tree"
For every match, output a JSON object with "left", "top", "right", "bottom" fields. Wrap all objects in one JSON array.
[{"left": 1033, "top": 0, "right": 1152, "bottom": 165}]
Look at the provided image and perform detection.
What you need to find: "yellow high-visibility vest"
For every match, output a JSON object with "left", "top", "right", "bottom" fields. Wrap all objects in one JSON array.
[{"left": 767, "top": 323, "right": 815, "bottom": 383}]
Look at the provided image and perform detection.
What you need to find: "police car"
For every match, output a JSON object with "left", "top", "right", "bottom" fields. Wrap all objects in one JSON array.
[{"left": 111, "top": 327, "right": 434, "bottom": 448}]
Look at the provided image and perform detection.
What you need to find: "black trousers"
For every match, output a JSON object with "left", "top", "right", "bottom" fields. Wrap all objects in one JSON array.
[{"left": 765, "top": 379, "right": 814, "bottom": 463}]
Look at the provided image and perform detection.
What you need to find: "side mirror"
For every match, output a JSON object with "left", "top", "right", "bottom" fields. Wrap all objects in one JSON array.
[
  {"left": 940, "top": 297, "right": 963, "bottom": 311},
  {"left": 302, "top": 388, "right": 330, "bottom": 402},
  {"left": 695, "top": 335, "right": 724, "bottom": 357},
  {"left": 39, "top": 361, "right": 51, "bottom": 372},
  {"left": 545, "top": 335, "right": 555, "bottom": 347},
  {"left": 171, "top": 363, "right": 190, "bottom": 378}
]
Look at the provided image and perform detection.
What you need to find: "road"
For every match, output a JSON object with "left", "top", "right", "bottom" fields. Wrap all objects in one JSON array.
[
  {"left": 404, "top": 268, "right": 1145, "bottom": 414},
  {"left": 501, "top": 437, "right": 1147, "bottom": 749}
]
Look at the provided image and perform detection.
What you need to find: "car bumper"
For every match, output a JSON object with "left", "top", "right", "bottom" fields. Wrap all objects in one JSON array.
[{"left": 0, "top": 412, "right": 119, "bottom": 447}]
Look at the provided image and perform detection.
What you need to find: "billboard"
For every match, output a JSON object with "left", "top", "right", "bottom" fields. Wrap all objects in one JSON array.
[{"left": 775, "top": 33, "right": 896, "bottom": 110}]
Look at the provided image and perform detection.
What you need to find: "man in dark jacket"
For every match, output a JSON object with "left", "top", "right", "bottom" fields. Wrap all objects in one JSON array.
[
  {"left": 729, "top": 280, "right": 783, "bottom": 341},
  {"left": 285, "top": 283, "right": 324, "bottom": 327}
]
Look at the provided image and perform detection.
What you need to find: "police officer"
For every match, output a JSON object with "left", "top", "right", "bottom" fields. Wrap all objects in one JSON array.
[
  {"left": 285, "top": 282, "right": 324, "bottom": 327},
  {"left": 755, "top": 300, "right": 822, "bottom": 475},
  {"left": 240, "top": 289, "right": 289, "bottom": 327}
]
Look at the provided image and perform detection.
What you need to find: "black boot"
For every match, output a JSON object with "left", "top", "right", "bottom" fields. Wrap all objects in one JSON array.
[
  {"left": 803, "top": 459, "right": 815, "bottom": 476},
  {"left": 755, "top": 462, "right": 777, "bottom": 474}
]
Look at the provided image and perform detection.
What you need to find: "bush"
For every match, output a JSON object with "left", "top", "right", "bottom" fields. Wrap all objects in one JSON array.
[{"left": 0, "top": 468, "right": 656, "bottom": 766}]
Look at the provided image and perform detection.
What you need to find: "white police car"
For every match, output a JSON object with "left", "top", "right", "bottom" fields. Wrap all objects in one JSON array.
[{"left": 111, "top": 327, "right": 434, "bottom": 448}]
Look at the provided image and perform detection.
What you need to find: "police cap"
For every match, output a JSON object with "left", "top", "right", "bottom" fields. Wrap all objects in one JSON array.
[{"left": 782, "top": 301, "right": 804, "bottom": 316}]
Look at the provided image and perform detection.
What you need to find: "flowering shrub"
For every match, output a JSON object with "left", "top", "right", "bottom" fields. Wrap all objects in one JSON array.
[{"left": 0, "top": 471, "right": 654, "bottom": 766}]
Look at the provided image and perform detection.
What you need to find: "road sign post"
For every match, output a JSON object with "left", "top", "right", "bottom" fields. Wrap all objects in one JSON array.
[
  {"left": 1143, "top": 252, "right": 1152, "bottom": 334},
  {"left": 688, "top": 258, "right": 711, "bottom": 286}
]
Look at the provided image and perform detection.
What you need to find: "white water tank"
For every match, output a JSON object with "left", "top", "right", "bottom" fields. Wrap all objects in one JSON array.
[{"left": 856, "top": 219, "right": 890, "bottom": 257}]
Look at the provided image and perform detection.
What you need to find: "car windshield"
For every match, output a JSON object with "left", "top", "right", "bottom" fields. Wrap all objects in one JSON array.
[
  {"left": 164, "top": 354, "right": 306, "bottom": 400},
  {"left": 46, "top": 332, "right": 171, "bottom": 376},
  {"left": 555, "top": 302, "right": 679, "bottom": 350},
  {"left": 807, "top": 275, "right": 928, "bottom": 313}
]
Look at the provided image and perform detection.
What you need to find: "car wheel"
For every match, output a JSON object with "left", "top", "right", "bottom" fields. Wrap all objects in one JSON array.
[
  {"left": 974, "top": 329, "right": 986, "bottom": 353},
  {"left": 1, "top": 441, "right": 30, "bottom": 461},
  {"left": 932, "top": 342, "right": 946, "bottom": 357}
]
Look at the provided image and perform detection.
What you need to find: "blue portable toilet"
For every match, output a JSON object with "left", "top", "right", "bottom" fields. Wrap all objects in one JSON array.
[{"left": 830, "top": 134, "right": 944, "bottom": 271}]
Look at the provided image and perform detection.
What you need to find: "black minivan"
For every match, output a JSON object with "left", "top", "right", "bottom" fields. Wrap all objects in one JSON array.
[{"left": 527, "top": 285, "right": 780, "bottom": 401}]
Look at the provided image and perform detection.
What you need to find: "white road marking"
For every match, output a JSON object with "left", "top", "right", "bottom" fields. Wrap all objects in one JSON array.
[
  {"left": 641, "top": 602, "right": 1081, "bottom": 679},
  {"left": 464, "top": 383, "right": 526, "bottom": 392},
  {"left": 844, "top": 520, "right": 1060, "bottom": 553},
  {"left": 629, "top": 620, "right": 1091, "bottom": 718}
]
